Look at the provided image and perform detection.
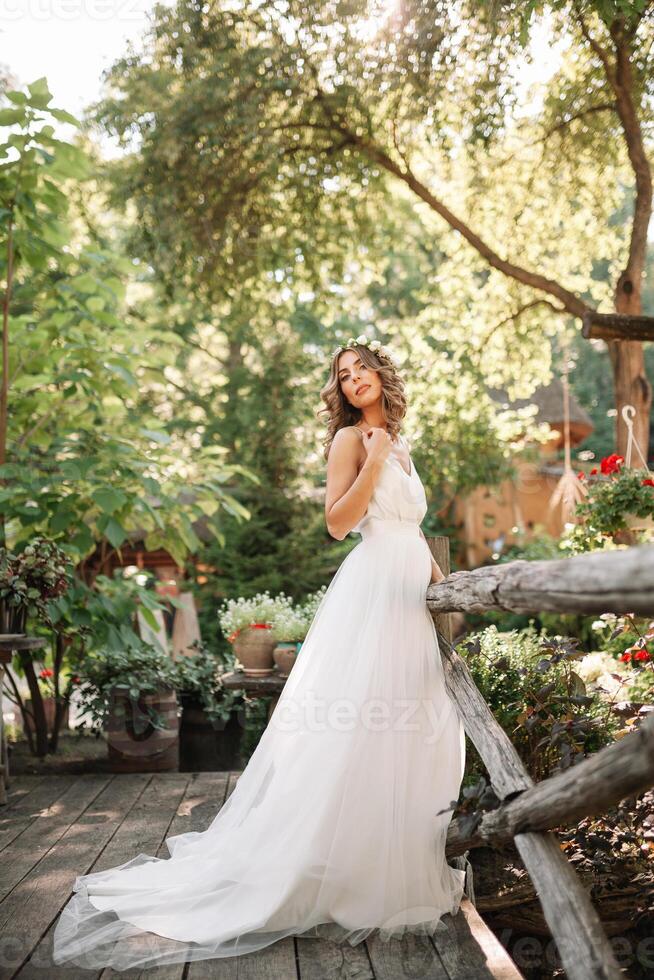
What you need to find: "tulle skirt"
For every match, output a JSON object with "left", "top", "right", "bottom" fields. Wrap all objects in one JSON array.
[{"left": 52, "top": 517, "right": 466, "bottom": 972}]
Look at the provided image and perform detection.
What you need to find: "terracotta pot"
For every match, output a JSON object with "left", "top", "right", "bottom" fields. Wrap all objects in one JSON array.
[
  {"left": 273, "top": 642, "right": 301, "bottom": 678},
  {"left": 107, "top": 685, "right": 179, "bottom": 773},
  {"left": 22, "top": 697, "right": 69, "bottom": 736},
  {"left": 232, "top": 627, "right": 276, "bottom": 677}
]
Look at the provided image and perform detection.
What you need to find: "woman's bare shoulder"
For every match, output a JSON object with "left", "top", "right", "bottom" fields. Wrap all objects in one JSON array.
[
  {"left": 327, "top": 426, "right": 365, "bottom": 468},
  {"left": 332, "top": 425, "right": 364, "bottom": 447}
]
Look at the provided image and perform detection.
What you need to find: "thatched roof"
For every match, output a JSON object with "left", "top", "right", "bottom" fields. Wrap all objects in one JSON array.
[{"left": 487, "top": 378, "right": 594, "bottom": 444}]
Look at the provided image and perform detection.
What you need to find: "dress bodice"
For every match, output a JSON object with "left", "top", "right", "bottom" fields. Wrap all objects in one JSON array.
[{"left": 350, "top": 431, "right": 428, "bottom": 535}]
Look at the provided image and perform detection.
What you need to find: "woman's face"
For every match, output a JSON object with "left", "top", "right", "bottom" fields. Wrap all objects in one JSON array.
[{"left": 337, "top": 349, "right": 381, "bottom": 407}]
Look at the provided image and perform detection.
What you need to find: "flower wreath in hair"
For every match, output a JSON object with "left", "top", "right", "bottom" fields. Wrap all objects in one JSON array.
[{"left": 331, "top": 334, "right": 399, "bottom": 367}]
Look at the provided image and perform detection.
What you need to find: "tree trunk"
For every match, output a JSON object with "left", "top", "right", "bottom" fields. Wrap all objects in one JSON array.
[{"left": 607, "top": 321, "right": 652, "bottom": 466}]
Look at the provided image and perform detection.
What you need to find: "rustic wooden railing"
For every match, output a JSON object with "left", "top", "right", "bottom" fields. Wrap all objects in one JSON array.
[{"left": 425, "top": 538, "right": 654, "bottom": 980}]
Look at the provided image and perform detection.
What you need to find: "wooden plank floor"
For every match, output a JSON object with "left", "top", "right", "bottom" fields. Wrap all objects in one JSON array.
[{"left": 0, "top": 774, "right": 523, "bottom": 980}]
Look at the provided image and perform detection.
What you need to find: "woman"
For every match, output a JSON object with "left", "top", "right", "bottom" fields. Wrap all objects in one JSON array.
[{"left": 52, "top": 339, "right": 466, "bottom": 972}]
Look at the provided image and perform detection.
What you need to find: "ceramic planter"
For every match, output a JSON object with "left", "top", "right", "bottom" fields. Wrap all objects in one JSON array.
[
  {"left": 232, "top": 626, "right": 276, "bottom": 677},
  {"left": 273, "top": 642, "right": 302, "bottom": 678}
]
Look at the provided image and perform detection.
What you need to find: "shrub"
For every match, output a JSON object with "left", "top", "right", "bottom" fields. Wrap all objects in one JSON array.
[{"left": 457, "top": 624, "right": 618, "bottom": 781}]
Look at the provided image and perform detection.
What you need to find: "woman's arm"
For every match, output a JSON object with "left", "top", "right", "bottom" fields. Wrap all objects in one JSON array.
[
  {"left": 418, "top": 527, "right": 446, "bottom": 584},
  {"left": 324, "top": 428, "right": 383, "bottom": 540}
]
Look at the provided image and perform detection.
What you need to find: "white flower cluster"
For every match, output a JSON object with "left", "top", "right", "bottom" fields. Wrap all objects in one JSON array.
[
  {"left": 218, "top": 590, "right": 289, "bottom": 636},
  {"left": 331, "top": 334, "right": 398, "bottom": 366},
  {"left": 270, "top": 606, "right": 307, "bottom": 643},
  {"left": 219, "top": 585, "right": 329, "bottom": 643},
  {"left": 301, "top": 584, "right": 328, "bottom": 622},
  {"left": 576, "top": 650, "right": 630, "bottom": 685}
]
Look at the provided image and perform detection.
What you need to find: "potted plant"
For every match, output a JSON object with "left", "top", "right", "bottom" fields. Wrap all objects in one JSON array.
[
  {"left": 0, "top": 538, "right": 71, "bottom": 634},
  {"left": 270, "top": 586, "right": 328, "bottom": 677},
  {"left": 218, "top": 591, "right": 285, "bottom": 677},
  {"left": 0, "top": 538, "right": 72, "bottom": 757},
  {"left": 575, "top": 454, "right": 654, "bottom": 540},
  {"left": 173, "top": 640, "right": 245, "bottom": 771},
  {"left": 271, "top": 614, "right": 306, "bottom": 676},
  {"left": 74, "top": 643, "right": 180, "bottom": 773}
]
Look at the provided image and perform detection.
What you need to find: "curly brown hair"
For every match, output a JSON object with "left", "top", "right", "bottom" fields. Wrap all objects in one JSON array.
[{"left": 317, "top": 344, "right": 408, "bottom": 461}]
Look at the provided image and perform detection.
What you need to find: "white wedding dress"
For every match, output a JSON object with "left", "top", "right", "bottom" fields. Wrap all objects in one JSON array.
[{"left": 52, "top": 432, "right": 466, "bottom": 972}]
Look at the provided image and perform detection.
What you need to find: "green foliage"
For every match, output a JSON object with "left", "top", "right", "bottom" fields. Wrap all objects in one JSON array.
[
  {"left": 0, "top": 79, "right": 256, "bottom": 566},
  {"left": 458, "top": 624, "right": 618, "bottom": 781},
  {"left": 74, "top": 642, "right": 178, "bottom": 734},
  {"left": 574, "top": 468, "right": 654, "bottom": 536},
  {"left": 0, "top": 537, "right": 72, "bottom": 631},
  {"left": 90, "top": 0, "right": 643, "bottom": 525},
  {"left": 624, "top": 667, "right": 654, "bottom": 705},
  {"left": 48, "top": 569, "right": 172, "bottom": 659},
  {"left": 172, "top": 639, "right": 243, "bottom": 726},
  {"left": 188, "top": 326, "right": 344, "bottom": 650}
]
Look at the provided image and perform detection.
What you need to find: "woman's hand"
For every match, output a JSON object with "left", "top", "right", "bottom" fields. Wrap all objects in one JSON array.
[
  {"left": 361, "top": 426, "right": 392, "bottom": 468},
  {"left": 418, "top": 529, "right": 446, "bottom": 586},
  {"left": 429, "top": 557, "right": 445, "bottom": 585}
]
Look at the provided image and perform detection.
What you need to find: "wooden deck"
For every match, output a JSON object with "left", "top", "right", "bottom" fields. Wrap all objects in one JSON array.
[{"left": 0, "top": 773, "right": 523, "bottom": 979}]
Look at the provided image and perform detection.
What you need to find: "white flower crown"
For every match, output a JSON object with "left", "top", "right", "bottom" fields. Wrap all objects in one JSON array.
[{"left": 331, "top": 334, "right": 398, "bottom": 367}]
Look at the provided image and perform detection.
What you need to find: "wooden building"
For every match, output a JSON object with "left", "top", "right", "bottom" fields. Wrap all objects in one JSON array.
[{"left": 453, "top": 379, "right": 594, "bottom": 568}]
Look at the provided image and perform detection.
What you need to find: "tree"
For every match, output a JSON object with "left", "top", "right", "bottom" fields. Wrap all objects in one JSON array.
[
  {"left": 95, "top": 0, "right": 653, "bottom": 462},
  {"left": 0, "top": 78, "right": 254, "bottom": 566}
]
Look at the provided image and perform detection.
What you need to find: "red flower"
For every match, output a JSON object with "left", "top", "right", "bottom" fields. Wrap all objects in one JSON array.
[
  {"left": 589, "top": 467, "right": 598, "bottom": 475},
  {"left": 600, "top": 454, "right": 624, "bottom": 475},
  {"left": 634, "top": 650, "right": 651, "bottom": 662},
  {"left": 577, "top": 471, "right": 586, "bottom": 480},
  {"left": 642, "top": 478, "right": 654, "bottom": 488},
  {"left": 619, "top": 652, "right": 632, "bottom": 663},
  {"left": 71, "top": 675, "right": 81, "bottom": 684},
  {"left": 250, "top": 623, "right": 272, "bottom": 630},
  {"left": 39, "top": 668, "right": 54, "bottom": 679}
]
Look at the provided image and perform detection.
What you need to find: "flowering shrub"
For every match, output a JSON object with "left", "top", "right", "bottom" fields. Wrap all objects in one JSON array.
[
  {"left": 575, "top": 651, "right": 631, "bottom": 697},
  {"left": 458, "top": 624, "right": 617, "bottom": 781},
  {"left": 573, "top": 453, "right": 654, "bottom": 543},
  {"left": 582, "top": 614, "right": 653, "bottom": 737},
  {"left": 590, "top": 612, "right": 654, "bottom": 666}
]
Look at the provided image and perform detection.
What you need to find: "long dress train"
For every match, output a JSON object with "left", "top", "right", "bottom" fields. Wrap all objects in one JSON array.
[{"left": 52, "top": 432, "right": 466, "bottom": 972}]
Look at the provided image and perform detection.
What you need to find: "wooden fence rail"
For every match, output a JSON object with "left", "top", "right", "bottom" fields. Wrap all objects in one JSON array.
[
  {"left": 427, "top": 542, "right": 654, "bottom": 616},
  {"left": 424, "top": 536, "right": 654, "bottom": 980},
  {"left": 445, "top": 710, "right": 654, "bottom": 855}
]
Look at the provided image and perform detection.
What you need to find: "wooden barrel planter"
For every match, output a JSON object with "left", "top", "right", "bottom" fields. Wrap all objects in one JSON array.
[
  {"left": 178, "top": 692, "right": 244, "bottom": 772},
  {"left": 106, "top": 685, "right": 179, "bottom": 773}
]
